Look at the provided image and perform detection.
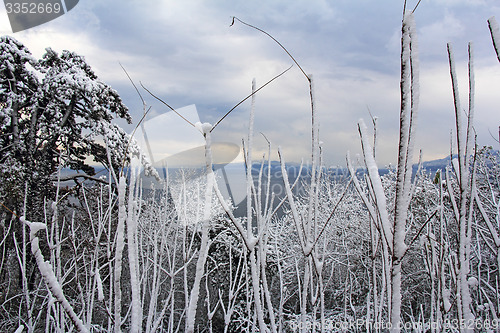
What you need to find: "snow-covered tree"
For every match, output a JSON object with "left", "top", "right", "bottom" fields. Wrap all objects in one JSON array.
[{"left": 0, "top": 35, "right": 143, "bottom": 220}]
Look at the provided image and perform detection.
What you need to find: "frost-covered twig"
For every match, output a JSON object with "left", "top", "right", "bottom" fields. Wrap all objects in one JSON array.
[
  {"left": 447, "top": 41, "right": 476, "bottom": 330},
  {"left": 127, "top": 162, "right": 142, "bottom": 333},
  {"left": 350, "top": 12, "right": 420, "bottom": 332},
  {"left": 113, "top": 176, "right": 127, "bottom": 333},
  {"left": 21, "top": 217, "right": 89, "bottom": 333},
  {"left": 488, "top": 16, "right": 500, "bottom": 63},
  {"left": 278, "top": 148, "right": 308, "bottom": 255},
  {"left": 346, "top": 153, "right": 378, "bottom": 225},
  {"left": 185, "top": 123, "right": 216, "bottom": 333},
  {"left": 390, "top": 13, "right": 419, "bottom": 332}
]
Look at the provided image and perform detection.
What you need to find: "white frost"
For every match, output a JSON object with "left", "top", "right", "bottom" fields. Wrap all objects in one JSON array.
[
  {"left": 443, "top": 289, "right": 452, "bottom": 313},
  {"left": 20, "top": 216, "right": 46, "bottom": 240},
  {"left": 24, "top": 217, "right": 89, "bottom": 333},
  {"left": 488, "top": 16, "right": 500, "bottom": 62},
  {"left": 194, "top": 121, "right": 213, "bottom": 135},
  {"left": 96, "top": 268, "right": 104, "bottom": 302},
  {"left": 467, "top": 276, "right": 478, "bottom": 287},
  {"left": 358, "top": 119, "right": 393, "bottom": 249}
]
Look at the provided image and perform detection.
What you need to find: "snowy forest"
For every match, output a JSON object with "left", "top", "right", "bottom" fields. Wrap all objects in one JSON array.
[{"left": 1, "top": 8, "right": 500, "bottom": 333}]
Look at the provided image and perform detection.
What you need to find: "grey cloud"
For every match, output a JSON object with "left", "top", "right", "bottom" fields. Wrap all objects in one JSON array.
[{"left": 5, "top": 0, "right": 500, "bottom": 165}]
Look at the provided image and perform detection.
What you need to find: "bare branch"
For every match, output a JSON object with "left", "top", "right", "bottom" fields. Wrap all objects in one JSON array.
[
  {"left": 211, "top": 65, "right": 293, "bottom": 132},
  {"left": 231, "top": 16, "right": 308, "bottom": 80},
  {"left": 119, "top": 62, "right": 146, "bottom": 109},
  {"left": 140, "top": 82, "right": 195, "bottom": 127},
  {"left": 412, "top": 0, "right": 422, "bottom": 13}
]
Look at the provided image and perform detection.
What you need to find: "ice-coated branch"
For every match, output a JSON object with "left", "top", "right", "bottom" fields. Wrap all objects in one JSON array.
[
  {"left": 466, "top": 43, "right": 475, "bottom": 169},
  {"left": 358, "top": 119, "right": 393, "bottom": 251},
  {"left": 447, "top": 40, "right": 476, "bottom": 331},
  {"left": 307, "top": 74, "right": 319, "bottom": 251},
  {"left": 474, "top": 187, "right": 500, "bottom": 248},
  {"left": 447, "top": 43, "right": 465, "bottom": 181},
  {"left": 278, "top": 147, "right": 310, "bottom": 256},
  {"left": 445, "top": 167, "right": 461, "bottom": 222},
  {"left": 212, "top": 177, "right": 254, "bottom": 250},
  {"left": 246, "top": 79, "right": 256, "bottom": 241},
  {"left": 127, "top": 162, "right": 142, "bottom": 333},
  {"left": 21, "top": 217, "right": 89, "bottom": 333},
  {"left": 390, "top": 13, "right": 419, "bottom": 332},
  {"left": 346, "top": 152, "right": 378, "bottom": 224},
  {"left": 185, "top": 123, "right": 218, "bottom": 333},
  {"left": 393, "top": 12, "right": 418, "bottom": 255},
  {"left": 114, "top": 175, "right": 127, "bottom": 333},
  {"left": 488, "top": 16, "right": 500, "bottom": 62}
]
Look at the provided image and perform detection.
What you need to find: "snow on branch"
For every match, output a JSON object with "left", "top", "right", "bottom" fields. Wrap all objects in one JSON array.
[
  {"left": 357, "top": 120, "right": 393, "bottom": 252},
  {"left": 488, "top": 16, "right": 500, "bottom": 63},
  {"left": 21, "top": 217, "right": 89, "bottom": 333}
]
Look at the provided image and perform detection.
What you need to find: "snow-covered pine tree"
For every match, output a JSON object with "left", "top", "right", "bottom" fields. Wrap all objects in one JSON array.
[
  {"left": 0, "top": 35, "right": 146, "bottom": 221},
  {"left": 0, "top": 36, "right": 39, "bottom": 224}
]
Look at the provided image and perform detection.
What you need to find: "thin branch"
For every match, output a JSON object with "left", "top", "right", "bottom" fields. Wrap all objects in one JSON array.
[
  {"left": 402, "top": 209, "right": 439, "bottom": 261},
  {"left": 119, "top": 62, "right": 146, "bottom": 109},
  {"left": 231, "top": 17, "right": 308, "bottom": 80},
  {"left": 120, "top": 105, "right": 153, "bottom": 174},
  {"left": 211, "top": 65, "right": 293, "bottom": 132},
  {"left": 118, "top": 65, "right": 155, "bottom": 174},
  {"left": 311, "top": 178, "right": 353, "bottom": 251},
  {"left": 366, "top": 105, "right": 378, "bottom": 158},
  {"left": 366, "top": 105, "right": 376, "bottom": 126},
  {"left": 260, "top": 132, "right": 270, "bottom": 145},
  {"left": 124, "top": 104, "right": 153, "bottom": 154},
  {"left": 0, "top": 201, "right": 18, "bottom": 218},
  {"left": 140, "top": 83, "right": 195, "bottom": 127},
  {"left": 412, "top": 0, "right": 422, "bottom": 13},
  {"left": 487, "top": 127, "right": 500, "bottom": 143}
]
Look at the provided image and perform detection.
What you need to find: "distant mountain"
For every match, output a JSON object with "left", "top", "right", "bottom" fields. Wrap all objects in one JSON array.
[
  {"left": 54, "top": 151, "right": 497, "bottom": 220},
  {"left": 413, "top": 149, "right": 498, "bottom": 173},
  {"left": 58, "top": 149, "right": 498, "bottom": 189},
  {"left": 419, "top": 156, "right": 453, "bottom": 168}
]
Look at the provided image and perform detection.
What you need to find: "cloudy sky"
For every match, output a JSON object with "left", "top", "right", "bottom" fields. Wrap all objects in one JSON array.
[{"left": 1, "top": 0, "right": 500, "bottom": 167}]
